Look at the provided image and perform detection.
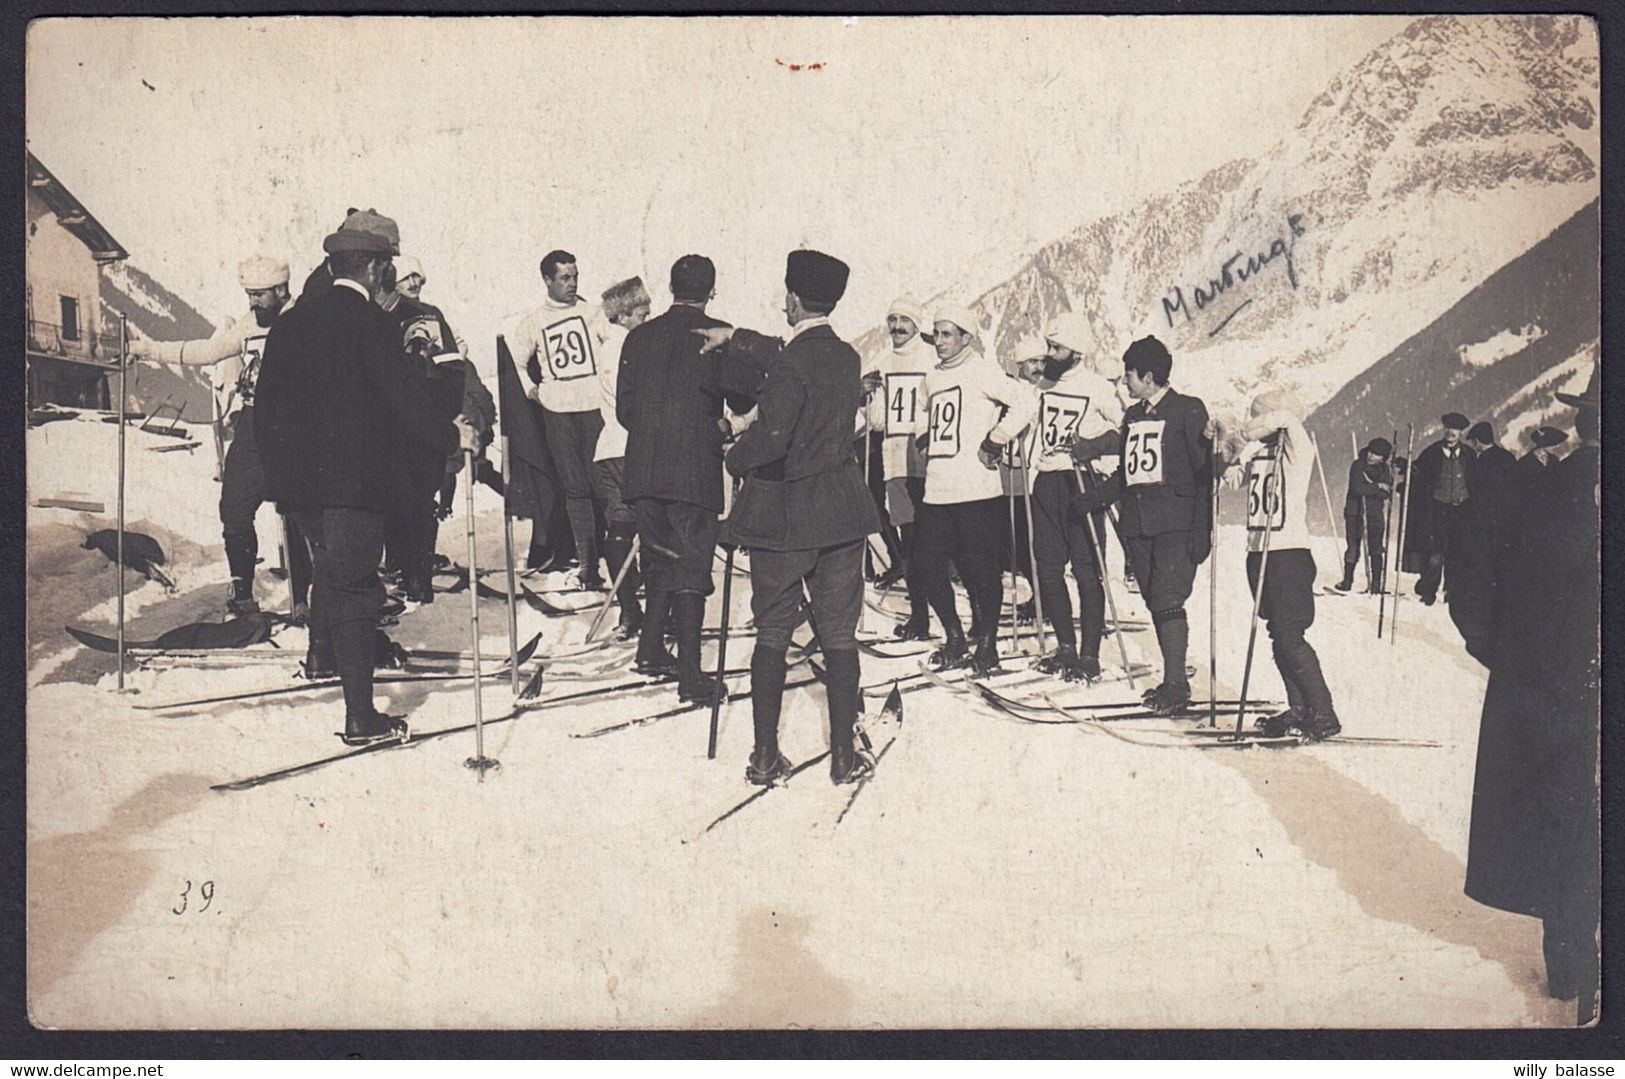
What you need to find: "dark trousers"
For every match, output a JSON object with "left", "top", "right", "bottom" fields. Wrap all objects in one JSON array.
[
  {"left": 289, "top": 507, "right": 386, "bottom": 720},
  {"left": 541, "top": 406, "right": 606, "bottom": 577},
  {"left": 896, "top": 476, "right": 929, "bottom": 620},
  {"left": 856, "top": 432, "right": 901, "bottom": 573},
  {"left": 1245, "top": 548, "right": 1334, "bottom": 717},
  {"left": 593, "top": 458, "right": 641, "bottom": 613},
  {"left": 915, "top": 497, "right": 1004, "bottom": 638},
  {"left": 1417, "top": 500, "right": 1467, "bottom": 600},
  {"left": 1032, "top": 470, "right": 1105, "bottom": 661},
  {"left": 1342, "top": 509, "right": 1387, "bottom": 573},
  {"left": 1125, "top": 528, "right": 1200, "bottom": 691},
  {"left": 631, "top": 497, "right": 719, "bottom": 596},
  {"left": 220, "top": 408, "right": 267, "bottom": 587},
  {"left": 750, "top": 540, "right": 865, "bottom": 653}
]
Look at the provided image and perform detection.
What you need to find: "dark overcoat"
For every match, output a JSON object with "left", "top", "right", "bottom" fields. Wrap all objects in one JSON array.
[
  {"left": 721, "top": 326, "right": 882, "bottom": 552},
  {"left": 255, "top": 280, "right": 457, "bottom": 514},
  {"left": 1101, "top": 389, "right": 1212, "bottom": 540}
]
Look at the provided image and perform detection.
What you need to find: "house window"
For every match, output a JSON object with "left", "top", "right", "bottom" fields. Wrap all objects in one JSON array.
[{"left": 59, "top": 296, "right": 79, "bottom": 340}]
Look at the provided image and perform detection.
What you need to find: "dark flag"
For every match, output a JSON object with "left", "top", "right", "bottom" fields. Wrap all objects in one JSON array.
[{"left": 496, "top": 334, "right": 557, "bottom": 523}]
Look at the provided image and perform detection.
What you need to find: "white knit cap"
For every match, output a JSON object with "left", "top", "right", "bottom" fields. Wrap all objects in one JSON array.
[
  {"left": 394, "top": 255, "right": 425, "bottom": 282},
  {"left": 887, "top": 295, "right": 927, "bottom": 330},
  {"left": 238, "top": 255, "right": 289, "bottom": 290},
  {"left": 1043, "top": 310, "right": 1094, "bottom": 355},
  {"left": 932, "top": 303, "right": 979, "bottom": 337}
]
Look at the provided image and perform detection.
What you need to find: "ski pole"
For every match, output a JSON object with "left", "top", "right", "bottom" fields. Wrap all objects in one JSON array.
[
  {"left": 1019, "top": 445, "right": 1047, "bottom": 654},
  {"left": 1209, "top": 459, "right": 1219, "bottom": 728},
  {"left": 116, "top": 313, "right": 128, "bottom": 690},
  {"left": 500, "top": 437, "right": 520, "bottom": 694},
  {"left": 707, "top": 542, "right": 736, "bottom": 760},
  {"left": 463, "top": 447, "right": 498, "bottom": 778},
  {"left": 1235, "top": 434, "right": 1284, "bottom": 734},
  {"left": 1005, "top": 483, "right": 1025, "bottom": 656},
  {"left": 1077, "top": 467, "right": 1135, "bottom": 692},
  {"left": 1389, "top": 423, "right": 1415, "bottom": 645},
  {"left": 586, "top": 534, "right": 640, "bottom": 643}
]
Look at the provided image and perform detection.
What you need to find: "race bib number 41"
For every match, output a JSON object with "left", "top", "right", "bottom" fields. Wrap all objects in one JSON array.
[
  {"left": 543, "top": 315, "right": 596, "bottom": 381},
  {"left": 1246, "top": 453, "right": 1285, "bottom": 531},
  {"left": 927, "top": 386, "right": 962, "bottom": 459},
  {"left": 1123, "top": 419, "right": 1166, "bottom": 486},
  {"left": 885, "top": 372, "right": 925, "bottom": 436},
  {"left": 1039, "top": 391, "right": 1090, "bottom": 453}
]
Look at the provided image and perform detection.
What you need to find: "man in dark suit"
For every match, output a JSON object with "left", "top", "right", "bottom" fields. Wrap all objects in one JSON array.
[
  {"left": 255, "top": 213, "right": 472, "bottom": 746},
  {"left": 703, "top": 250, "right": 882, "bottom": 786},
  {"left": 617, "top": 254, "right": 760, "bottom": 704},
  {"left": 1333, "top": 437, "right": 1394, "bottom": 594},
  {"left": 1405, "top": 411, "right": 1475, "bottom": 606},
  {"left": 1081, "top": 335, "right": 1212, "bottom": 716}
]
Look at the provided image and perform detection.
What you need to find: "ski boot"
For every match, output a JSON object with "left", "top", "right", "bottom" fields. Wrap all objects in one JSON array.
[
  {"left": 895, "top": 612, "right": 932, "bottom": 641},
  {"left": 287, "top": 601, "right": 310, "bottom": 628},
  {"left": 1067, "top": 655, "right": 1102, "bottom": 684},
  {"left": 614, "top": 603, "right": 644, "bottom": 643},
  {"left": 375, "top": 630, "right": 410, "bottom": 670},
  {"left": 1015, "top": 599, "right": 1036, "bottom": 624},
  {"left": 226, "top": 579, "right": 259, "bottom": 617},
  {"left": 1145, "top": 683, "right": 1193, "bottom": 717},
  {"left": 745, "top": 749, "right": 793, "bottom": 787},
  {"left": 678, "top": 671, "right": 729, "bottom": 706},
  {"left": 302, "top": 644, "right": 338, "bottom": 681},
  {"left": 829, "top": 738, "right": 875, "bottom": 786},
  {"left": 1035, "top": 642, "right": 1078, "bottom": 677},
  {"left": 1333, "top": 562, "right": 1357, "bottom": 593},
  {"left": 339, "top": 710, "right": 409, "bottom": 747},
  {"left": 379, "top": 593, "right": 407, "bottom": 619},
  {"left": 926, "top": 629, "right": 969, "bottom": 671},
  {"left": 874, "top": 562, "right": 907, "bottom": 590},
  {"left": 634, "top": 651, "right": 678, "bottom": 679},
  {"left": 1299, "top": 708, "right": 1341, "bottom": 742},
  {"left": 406, "top": 574, "right": 435, "bottom": 605},
  {"left": 969, "top": 632, "right": 1002, "bottom": 677},
  {"left": 1254, "top": 708, "right": 1303, "bottom": 739}
]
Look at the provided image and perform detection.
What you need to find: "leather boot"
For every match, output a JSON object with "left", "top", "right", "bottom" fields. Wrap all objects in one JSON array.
[
  {"left": 674, "top": 590, "right": 726, "bottom": 704},
  {"left": 1334, "top": 559, "right": 1357, "bottom": 592},
  {"left": 825, "top": 648, "right": 871, "bottom": 784},
  {"left": 746, "top": 646, "right": 791, "bottom": 784},
  {"left": 635, "top": 588, "right": 676, "bottom": 677}
]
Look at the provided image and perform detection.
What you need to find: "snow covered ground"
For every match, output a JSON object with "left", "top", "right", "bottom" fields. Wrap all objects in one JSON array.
[{"left": 25, "top": 414, "right": 1580, "bottom": 1029}]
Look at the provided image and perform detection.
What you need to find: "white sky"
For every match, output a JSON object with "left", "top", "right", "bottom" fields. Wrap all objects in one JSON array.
[{"left": 26, "top": 15, "right": 1412, "bottom": 360}]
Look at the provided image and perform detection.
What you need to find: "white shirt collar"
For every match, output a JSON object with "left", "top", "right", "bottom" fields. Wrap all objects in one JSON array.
[
  {"left": 787, "top": 315, "right": 830, "bottom": 345},
  {"left": 334, "top": 278, "right": 371, "bottom": 302},
  {"left": 1143, "top": 384, "right": 1171, "bottom": 411}
]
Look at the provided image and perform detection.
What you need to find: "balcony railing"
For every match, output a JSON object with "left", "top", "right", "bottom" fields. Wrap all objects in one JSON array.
[{"left": 26, "top": 318, "right": 123, "bottom": 366}]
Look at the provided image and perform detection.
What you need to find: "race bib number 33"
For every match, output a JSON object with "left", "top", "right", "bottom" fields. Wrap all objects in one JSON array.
[
  {"left": 885, "top": 373, "right": 925, "bottom": 436},
  {"left": 543, "top": 315, "right": 596, "bottom": 381},
  {"left": 1040, "top": 391, "right": 1090, "bottom": 453},
  {"left": 1123, "top": 419, "right": 1165, "bottom": 486},
  {"left": 927, "top": 386, "right": 962, "bottom": 459},
  {"left": 1246, "top": 453, "right": 1285, "bottom": 531}
]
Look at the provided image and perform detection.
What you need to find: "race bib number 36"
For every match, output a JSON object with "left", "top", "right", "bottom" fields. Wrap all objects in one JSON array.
[
  {"left": 1123, "top": 419, "right": 1166, "bottom": 486},
  {"left": 543, "top": 315, "right": 596, "bottom": 381},
  {"left": 1246, "top": 453, "right": 1285, "bottom": 531},
  {"left": 1039, "top": 391, "right": 1090, "bottom": 453},
  {"left": 927, "top": 386, "right": 962, "bottom": 459},
  {"left": 885, "top": 373, "right": 925, "bottom": 436}
]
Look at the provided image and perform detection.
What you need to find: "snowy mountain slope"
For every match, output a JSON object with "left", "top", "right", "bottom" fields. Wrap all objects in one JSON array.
[{"left": 860, "top": 15, "right": 1598, "bottom": 437}]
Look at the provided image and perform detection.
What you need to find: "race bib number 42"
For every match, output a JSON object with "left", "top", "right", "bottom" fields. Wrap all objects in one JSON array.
[
  {"left": 927, "top": 386, "right": 962, "bottom": 459},
  {"left": 543, "top": 315, "right": 596, "bottom": 381},
  {"left": 885, "top": 373, "right": 925, "bottom": 436},
  {"left": 1039, "top": 391, "right": 1090, "bottom": 453},
  {"left": 1123, "top": 419, "right": 1166, "bottom": 486},
  {"left": 1246, "top": 453, "right": 1285, "bottom": 531}
]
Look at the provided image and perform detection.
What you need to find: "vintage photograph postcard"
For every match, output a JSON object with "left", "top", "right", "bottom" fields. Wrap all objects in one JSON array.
[{"left": 24, "top": 13, "right": 1601, "bottom": 1030}]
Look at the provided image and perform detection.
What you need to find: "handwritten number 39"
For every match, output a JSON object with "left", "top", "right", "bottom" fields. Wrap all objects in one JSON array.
[{"left": 172, "top": 879, "right": 215, "bottom": 915}]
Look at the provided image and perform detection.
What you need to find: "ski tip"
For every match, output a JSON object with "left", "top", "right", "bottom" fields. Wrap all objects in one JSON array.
[
  {"left": 517, "top": 665, "right": 545, "bottom": 701},
  {"left": 517, "top": 632, "right": 544, "bottom": 664},
  {"left": 882, "top": 680, "right": 903, "bottom": 720}
]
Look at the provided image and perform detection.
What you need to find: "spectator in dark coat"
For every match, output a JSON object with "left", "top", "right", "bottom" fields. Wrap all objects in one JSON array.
[
  {"left": 616, "top": 254, "right": 761, "bottom": 703},
  {"left": 1449, "top": 420, "right": 1517, "bottom": 662},
  {"left": 1465, "top": 368, "right": 1599, "bottom": 1023},
  {"left": 255, "top": 215, "right": 470, "bottom": 745},
  {"left": 704, "top": 249, "right": 882, "bottom": 786},
  {"left": 1405, "top": 412, "right": 1475, "bottom": 605}
]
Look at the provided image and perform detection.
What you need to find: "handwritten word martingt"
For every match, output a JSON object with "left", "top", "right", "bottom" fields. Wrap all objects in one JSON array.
[{"left": 1161, "top": 212, "right": 1309, "bottom": 334}]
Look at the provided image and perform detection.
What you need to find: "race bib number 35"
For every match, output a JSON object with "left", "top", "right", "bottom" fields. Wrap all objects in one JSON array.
[
  {"left": 1246, "top": 453, "right": 1285, "bottom": 531},
  {"left": 927, "top": 386, "right": 962, "bottom": 459},
  {"left": 1039, "top": 391, "right": 1090, "bottom": 453},
  {"left": 543, "top": 315, "right": 596, "bottom": 381},
  {"left": 885, "top": 373, "right": 925, "bottom": 436},
  {"left": 1123, "top": 419, "right": 1166, "bottom": 486}
]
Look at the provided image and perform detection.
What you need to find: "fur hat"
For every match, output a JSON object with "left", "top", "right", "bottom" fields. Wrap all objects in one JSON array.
[{"left": 785, "top": 249, "right": 849, "bottom": 308}]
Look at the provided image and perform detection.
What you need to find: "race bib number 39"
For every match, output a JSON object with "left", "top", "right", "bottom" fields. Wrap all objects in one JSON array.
[
  {"left": 1246, "top": 453, "right": 1285, "bottom": 531},
  {"left": 543, "top": 315, "right": 596, "bottom": 381},
  {"left": 885, "top": 373, "right": 925, "bottom": 436},
  {"left": 1040, "top": 391, "right": 1091, "bottom": 453},
  {"left": 927, "top": 386, "right": 962, "bottom": 459},
  {"left": 1123, "top": 419, "right": 1166, "bottom": 486}
]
